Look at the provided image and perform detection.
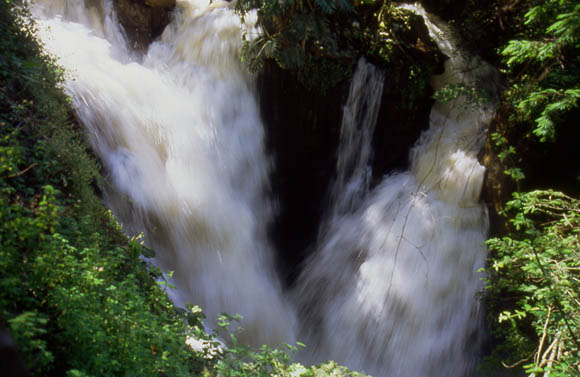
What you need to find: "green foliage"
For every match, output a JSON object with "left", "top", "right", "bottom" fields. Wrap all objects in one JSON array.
[
  {"left": 7, "top": 311, "right": 54, "bottom": 374},
  {"left": 480, "top": 2, "right": 580, "bottom": 376},
  {"left": 484, "top": 191, "right": 580, "bottom": 376},
  {"left": 368, "top": 5, "right": 436, "bottom": 108},
  {"left": 0, "top": 198, "right": 207, "bottom": 376},
  {"left": 483, "top": 0, "right": 580, "bottom": 194},
  {"left": 501, "top": 0, "right": 580, "bottom": 143},
  {"left": 236, "top": 0, "right": 437, "bottom": 96},
  {"left": 213, "top": 315, "right": 366, "bottom": 377},
  {"left": 237, "top": 0, "right": 356, "bottom": 92},
  {"left": 433, "top": 83, "right": 492, "bottom": 108}
]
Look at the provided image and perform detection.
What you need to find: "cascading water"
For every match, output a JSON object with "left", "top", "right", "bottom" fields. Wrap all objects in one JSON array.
[
  {"left": 329, "top": 58, "right": 385, "bottom": 218},
  {"left": 30, "top": 0, "right": 296, "bottom": 347},
  {"left": 30, "top": 0, "right": 498, "bottom": 375},
  {"left": 293, "top": 5, "right": 498, "bottom": 377}
]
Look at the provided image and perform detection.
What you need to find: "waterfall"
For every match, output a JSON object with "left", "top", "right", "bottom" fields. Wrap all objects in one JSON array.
[
  {"left": 293, "top": 5, "right": 497, "bottom": 377},
  {"left": 30, "top": 0, "right": 498, "bottom": 374},
  {"left": 329, "top": 58, "right": 385, "bottom": 217},
  {"left": 31, "top": 0, "right": 296, "bottom": 347}
]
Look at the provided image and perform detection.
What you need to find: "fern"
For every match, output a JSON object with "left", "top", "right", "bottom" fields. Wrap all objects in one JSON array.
[{"left": 502, "top": 0, "right": 580, "bottom": 142}]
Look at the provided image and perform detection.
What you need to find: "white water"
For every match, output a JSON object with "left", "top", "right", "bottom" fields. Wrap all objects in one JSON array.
[
  {"left": 293, "top": 5, "right": 497, "bottom": 377},
  {"left": 329, "top": 58, "right": 385, "bottom": 217},
  {"left": 31, "top": 0, "right": 498, "bottom": 375},
  {"left": 31, "top": 0, "right": 296, "bottom": 347}
]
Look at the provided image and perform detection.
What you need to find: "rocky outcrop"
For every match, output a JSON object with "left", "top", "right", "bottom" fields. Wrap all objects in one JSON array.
[
  {"left": 113, "top": 0, "right": 175, "bottom": 51},
  {"left": 419, "top": 0, "right": 520, "bottom": 64}
]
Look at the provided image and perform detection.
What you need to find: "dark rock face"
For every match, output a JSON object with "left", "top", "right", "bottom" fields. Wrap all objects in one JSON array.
[
  {"left": 419, "top": 0, "right": 514, "bottom": 64},
  {"left": 113, "top": 0, "right": 175, "bottom": 51},
  {"left": 144, "top": 0, "right": 176, "bottom": 7},
  {"left": 371, "top": 75, "right": 434, "bottom": 185},
  {"left": 482, "top": 108, "right": 580, "bottom": 237},
  {"left": 258, "top": 60, "right": 438, "bottom": 285},
  {"left": 420, "top": 0, "right": 468, "bottom": 20},
  {"left": 257, "top": 61, "right": 348, "bottom": 284}
]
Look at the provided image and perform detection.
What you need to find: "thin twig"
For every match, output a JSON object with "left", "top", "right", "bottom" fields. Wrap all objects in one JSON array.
[
  {"left": 536, "top": 306, "right": 552, "bottom": 365},
  {"left": 4, "top": 162, "right": 37, "bottom": 178},
  {"left": 502, "top": 352, "right": 534, "bottom": 368}
]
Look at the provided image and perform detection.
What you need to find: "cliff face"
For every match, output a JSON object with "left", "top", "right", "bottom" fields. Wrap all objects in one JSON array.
[{"left": 257, "top": 62, "right": 347, "bottom": 282}]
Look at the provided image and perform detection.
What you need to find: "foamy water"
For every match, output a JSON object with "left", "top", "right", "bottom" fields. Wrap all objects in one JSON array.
[
  {"left": 293, "top": 5, "right": 497, "bottom": 376},
  {"left": 31, "top": 0, "right": 296, "bottom": 347}
]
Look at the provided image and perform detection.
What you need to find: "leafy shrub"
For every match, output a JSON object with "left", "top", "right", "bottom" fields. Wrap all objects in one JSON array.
[
  {"left": 236, "top": 0, "right": 437, "bottom": 96},
  {"left": 500, "top": 0, "right": 580, "bottom": 143},
  {"left": 236, "top": 0, "right": 356, "bottom": 92},
  {"left": 484, "top": 191, "right": 580, "bottom": 376}
]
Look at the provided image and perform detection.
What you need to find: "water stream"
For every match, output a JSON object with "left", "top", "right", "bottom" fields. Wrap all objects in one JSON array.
[
  {"left": 31, "top": 0, "right": 296, "bottom": 347},
  {"left": 31, "top": 1, "right": 497, "bottom": 375},
  {"left": 329, "top": 58, "right": 384, "bottom": 218}
]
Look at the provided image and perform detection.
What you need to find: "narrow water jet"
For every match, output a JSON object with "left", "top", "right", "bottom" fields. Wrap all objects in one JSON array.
[{"left": 330, "top": 58, "right": 385, "bottom": 218}]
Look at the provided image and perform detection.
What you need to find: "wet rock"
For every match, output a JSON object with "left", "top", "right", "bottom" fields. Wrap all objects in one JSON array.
[
  {"left": 113, "top": 0, "right": 175, "bottom": 51},
  {"left": 420, "top": 0, "right": 468, "bottom": 20},
  {"left": 145, "top": 0, "right": 176, "bottom": 7},
  {"left": 258, "top": 61, "right": 347, "bottom": 284},
  {"left": 481, "top": 118, "right": 515, "bottom": 236}
]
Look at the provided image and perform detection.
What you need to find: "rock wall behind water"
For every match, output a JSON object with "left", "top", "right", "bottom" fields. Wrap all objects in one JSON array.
[
  {"left": 257, "top": 56, "right": 442, "bottom": 285},
  {"left": 257, "top": 62, "right": 346, "bottom": 283}
]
